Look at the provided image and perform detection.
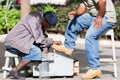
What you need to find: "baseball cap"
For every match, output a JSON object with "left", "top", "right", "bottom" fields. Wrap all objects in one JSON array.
[{"left": 44, "top": 11, "right": 58, "bottom": 26}]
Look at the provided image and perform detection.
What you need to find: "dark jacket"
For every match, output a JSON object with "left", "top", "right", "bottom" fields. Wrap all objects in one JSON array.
[{"left": 5, "top": 11, "right": 53, "bottom": 54}]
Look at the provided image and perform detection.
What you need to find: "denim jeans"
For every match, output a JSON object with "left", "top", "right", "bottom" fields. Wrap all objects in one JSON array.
[
  {"left": 6, "top": 45, "right": 42, "bottom": 61},
  {"left": 64, "top": 13, "right": 115, "bottom": 69}
]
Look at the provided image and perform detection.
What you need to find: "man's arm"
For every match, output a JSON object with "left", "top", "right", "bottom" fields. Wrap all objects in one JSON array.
[
  {"left": 94, "top": 0, "right": 106, "bottom": 28},
  {"left": 97, "top": 0, "right": 106, "bottom": 18},
  {"left": 76, "top": 3, "right": 87, "bottom": 15}
]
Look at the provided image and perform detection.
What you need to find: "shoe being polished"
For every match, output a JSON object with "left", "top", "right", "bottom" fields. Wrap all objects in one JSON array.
[
  {"left": 8, "top": 70, "right": 25, "bottom": 80},
  {"left": 52, "top": 44, "right": 73, "bottom": 56},
  {"left": 81, "top": 69, "right": 102, "bottom": 79}
]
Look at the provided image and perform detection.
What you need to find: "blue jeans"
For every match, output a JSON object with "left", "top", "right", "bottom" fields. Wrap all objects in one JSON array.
[
  {"left": 64, "top": 13, "right": 115, "bottom": 69},
  {"left": 6, "top": 45, "right": 42, "bottom": 61}
]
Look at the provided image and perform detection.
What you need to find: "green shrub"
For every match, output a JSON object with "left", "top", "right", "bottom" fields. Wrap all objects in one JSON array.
[
  {"left": 0, "top": 0, "right": 20, "bottom": 34},
  {"left": 0, "top": 6, "right": 20, "bottom": 34},
  {"left": 43, "top": 4, "right": 57, "bottom": 13},
  {"left": 114, "top": 2, "right": 120, "bottom": 39}
]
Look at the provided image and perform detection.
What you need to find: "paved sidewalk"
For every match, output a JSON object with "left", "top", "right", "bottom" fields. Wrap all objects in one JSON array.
[{"left": 0, "top": 34, "right": 120, "bottom": 80}]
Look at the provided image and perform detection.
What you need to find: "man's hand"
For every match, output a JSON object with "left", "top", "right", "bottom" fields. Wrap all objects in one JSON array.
[
  {"left": 68, "top": 11, "right": 76, "bottom": 19},
  {"left": 93, "top": 16, "right": 103, "bottom": 28},
  {"left": 53, "top": 41, "right": 62, "bottom": 45}
]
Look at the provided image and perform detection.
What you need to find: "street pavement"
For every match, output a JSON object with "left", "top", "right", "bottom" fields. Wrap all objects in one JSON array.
[{"left": 0, "top": 34, "right": 120, "bottom": 80}]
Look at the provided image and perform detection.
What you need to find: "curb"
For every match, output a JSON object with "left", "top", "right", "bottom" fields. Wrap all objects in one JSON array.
[{"left": 48, "top": 34, "right": 120, "bottom": 48}]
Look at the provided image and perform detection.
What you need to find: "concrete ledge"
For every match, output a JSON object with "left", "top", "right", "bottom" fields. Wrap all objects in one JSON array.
[
  {"left": 0, "top": 34, "right": 120, "bottom": 48},
  {"left": 0, "top": 34, "right": 7, "bottom": 42}
]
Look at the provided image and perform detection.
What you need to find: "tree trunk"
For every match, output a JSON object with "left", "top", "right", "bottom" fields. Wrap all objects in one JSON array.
[{"left": 20, "top": 0, "right": 31, "bottom": 19}]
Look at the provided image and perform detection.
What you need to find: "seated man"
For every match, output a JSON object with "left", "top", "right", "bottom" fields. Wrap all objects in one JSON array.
[
  {"left": 52, "top": 0, "right": 116, "bottom": 79},
  {"left": 5, "top": 10, "right": 61, "bottom": 80}
]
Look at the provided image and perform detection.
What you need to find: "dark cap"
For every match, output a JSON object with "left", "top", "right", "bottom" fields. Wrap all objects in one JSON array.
[{"left": 44, "top": 11, "right": 58, "bottom": 26}]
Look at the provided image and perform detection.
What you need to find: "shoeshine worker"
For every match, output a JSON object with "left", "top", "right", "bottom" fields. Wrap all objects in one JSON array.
[{"left": 5, "top": 10, "right": 61, "bottom": 80}]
